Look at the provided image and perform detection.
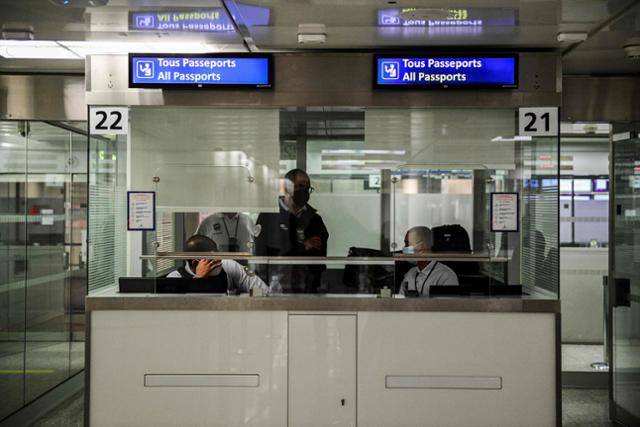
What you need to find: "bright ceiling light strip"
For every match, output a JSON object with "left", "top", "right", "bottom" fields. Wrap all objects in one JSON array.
[
  {"left": 321, "top": 149, "right": 406, "bottom": 155},
  {"left": 0, "top": 40, "right": 80, "bottom": 59},
  {"left": 491, "top": 136, "right": 532, "bottom": 142},
  {"left": 0, "top": 40, "right": 220, "bottom": 59}
]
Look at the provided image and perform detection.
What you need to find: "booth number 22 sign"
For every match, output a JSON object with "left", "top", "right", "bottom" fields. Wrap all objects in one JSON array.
[
  {"left": 518, "top": 107, "right": 558, "bottom": 137},
  {"left": 89, "top": 107, "right": 129, "bottom": 135}
]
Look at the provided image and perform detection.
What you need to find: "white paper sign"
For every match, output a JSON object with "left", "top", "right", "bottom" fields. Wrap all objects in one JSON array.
[
  {"left": 491, "top": 193, "right": 519, "bottom": 232},
  {"left": 90, "top": 107, "right": 129, "bottom": 135},
  {"left": 127, "top": 191, "right": 155, "bottom": 231},
  {"left": 518, "top": 107, "right": 558, "bottom": 136},
  {"left": 40, "top": 208, "right": 54, "bottom": 226},
  {"left": 369, "top": 174, "right": 382, "bottom": 188}
]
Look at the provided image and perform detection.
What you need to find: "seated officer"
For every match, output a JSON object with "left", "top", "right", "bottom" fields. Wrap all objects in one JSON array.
[
  {"left": 167, "top": 235, "right": 267, "bottom": 293},
  {"left": 399, "top": 226, "right": 458, "bottom": 297}
]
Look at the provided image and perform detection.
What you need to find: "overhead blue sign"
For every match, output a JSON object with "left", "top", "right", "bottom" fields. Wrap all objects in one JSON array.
[
  {"left": 129, "top": 54, "right": 272, "bottom": 89},
  {"left": 374, "top": 55, "right": 517, "bottom": 88},
  {"left": 129, "top": 5, "right": 269, "bottom": 33}
]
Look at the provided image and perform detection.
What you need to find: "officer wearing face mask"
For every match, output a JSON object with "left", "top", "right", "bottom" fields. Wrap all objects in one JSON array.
[
  {"left": 399, "top": 226, "right": 458, "bottom": 297},
  {"left": 167, "top": 234, "right": 268, "bottom": 293},
  {"left": 254, "top": 168, "right": 329, "bottom": 292}
]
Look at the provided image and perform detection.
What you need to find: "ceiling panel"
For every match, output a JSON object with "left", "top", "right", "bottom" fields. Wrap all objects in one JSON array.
[
  {"left": 562, "top": 1, "right": 640, "bottom": 74},
  {"left": 0, "top": 0, "right": 638, "bottom": 74}
]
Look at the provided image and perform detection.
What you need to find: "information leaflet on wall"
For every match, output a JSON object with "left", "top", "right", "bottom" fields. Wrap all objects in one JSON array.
[
  {"left": 374, "top": 55, "right": 517, "bottom": 88},
  {"left": 129, "top": 54, "right": 272, "bottom": 88},
  {"left": 491, "top": 192, "right": 519, "bottom": 232},
  {"left": 127, "top": 191, "right": 155, "bottom": 231}
]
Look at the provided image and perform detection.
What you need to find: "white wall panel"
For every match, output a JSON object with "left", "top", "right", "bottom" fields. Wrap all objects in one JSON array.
[
  {"left": 90, "top": 310, "right": 287, "bottom": 427},
  {"left": 289, "top": 314, "right": 357, "bottom": 427},
  {"left": 357, "top": 312, "right": 556, "bottom": 427}
]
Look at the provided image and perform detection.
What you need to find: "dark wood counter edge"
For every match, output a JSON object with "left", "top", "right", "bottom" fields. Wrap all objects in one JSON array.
[{"left": 85, "top": 296, "right": 560, "bottom": 313}]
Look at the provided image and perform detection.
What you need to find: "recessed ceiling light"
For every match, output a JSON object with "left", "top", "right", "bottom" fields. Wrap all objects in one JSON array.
[
  {"left": 624, "top": 37, "right": 640, "bottom": 60},
  {"left": 298, "top": 23, "right": 326, "bottom": 44},
  {"left": 557, "top": 32, "right": 588, "bottom": 43},
  {"left": 1, "top": 24, "right": 35, "bottom": 40}
]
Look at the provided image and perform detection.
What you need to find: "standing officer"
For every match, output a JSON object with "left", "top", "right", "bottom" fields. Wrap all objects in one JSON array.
[{"left": 254, "top": 168, "right": 329, "bottom": 292}]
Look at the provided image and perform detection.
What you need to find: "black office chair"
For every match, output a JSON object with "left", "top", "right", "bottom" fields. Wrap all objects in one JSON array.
[{"left": 432, "top": 224, "right": 481, "bottom": 283}]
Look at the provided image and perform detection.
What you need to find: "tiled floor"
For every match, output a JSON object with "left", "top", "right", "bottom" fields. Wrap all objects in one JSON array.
[
  {"left": 30, "top": 391, "right": 83, "bottom": 427},
  {"left": 563, "top": 344, "right": 607, "bottom": 372},
  {"left": 0, "top": 341, "right": 84, "bottom": 421},
  {"left": 28, "top": 386, "right": 617, "bottom": 426},
  {"left": 562, "top": 388, "right": 614, "bottom": 427}
]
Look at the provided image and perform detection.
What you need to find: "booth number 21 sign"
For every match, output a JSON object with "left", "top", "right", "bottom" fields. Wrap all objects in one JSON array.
[{"left": 518, "top": 107, "right": 558, "bottom": 137}]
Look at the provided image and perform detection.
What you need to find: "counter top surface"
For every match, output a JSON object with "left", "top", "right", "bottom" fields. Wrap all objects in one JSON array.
[{"left": 86, "top": 292, "right": 559, "bottom": 313}]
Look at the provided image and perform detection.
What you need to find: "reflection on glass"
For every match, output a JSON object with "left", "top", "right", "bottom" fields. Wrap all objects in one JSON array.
[
  {"left": 376, "top": 7, "right": 516, "bottom": 27},
  {"left": 128, "top": 3, "right": 269, "bottom": 33},
  {"left": 24, "top": 122, "right": 72, "bottom": 401},
  {"left": 117, "top": 107, "right": 558, "bottom": 297},
  {"left": 0, "top": 121, "right": 27, "bottom": 419},
  {"left": 0, "top": 121, "right": 88, "bottom": 418}
]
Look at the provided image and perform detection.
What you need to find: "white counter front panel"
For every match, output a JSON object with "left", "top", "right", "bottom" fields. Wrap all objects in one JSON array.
[
  {"left": 357, "top": 312, "right": 557, "bottom": 427},
  {"left": 90, "top": 310, "right": 288, "bottom": 427},
  {"left": 288, "top": 314, "right": 357, "bottom": 427}
]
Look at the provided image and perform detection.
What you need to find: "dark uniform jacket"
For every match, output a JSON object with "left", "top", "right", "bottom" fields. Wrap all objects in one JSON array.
[{"left": 255, "top": 198, "right": 329, "bottom": 292}]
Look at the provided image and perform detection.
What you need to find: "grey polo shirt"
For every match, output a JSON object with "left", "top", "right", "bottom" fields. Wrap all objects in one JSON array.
[{"left": 400, "top": 261, "right": 459, "bottom": 297}]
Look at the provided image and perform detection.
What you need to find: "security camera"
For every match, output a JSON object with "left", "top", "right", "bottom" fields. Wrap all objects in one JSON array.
[{"left": 623, "top": 37, "right": 640, "bottom": 60}]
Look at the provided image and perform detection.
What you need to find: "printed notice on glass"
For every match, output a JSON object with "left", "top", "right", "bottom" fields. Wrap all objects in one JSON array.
[
  {"left": 127, "top": 191, "right": 155, "bottom": 231},
  {"left": 491, "top": 192, "right": 519, "bottom": 232}
]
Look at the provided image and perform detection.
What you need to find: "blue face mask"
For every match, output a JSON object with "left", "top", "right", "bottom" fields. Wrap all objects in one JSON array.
[{"left": 402, "top": 245, "right": 415, "bottom": 255}]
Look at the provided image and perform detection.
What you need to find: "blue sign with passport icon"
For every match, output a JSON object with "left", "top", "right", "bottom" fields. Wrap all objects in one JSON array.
[
  {"left": 129, "top": 54, "right": 272, "bottom": 89},
  {"left": 374, "top": 54, "right": 517, "bottom": 89}
]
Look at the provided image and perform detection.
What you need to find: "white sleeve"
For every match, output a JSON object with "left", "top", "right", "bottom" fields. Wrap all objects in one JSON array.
[
  {"left": 442, "top": 267, "right": 459, "bottom": 285},
  {"left": 398, "top": 270, "right": 412, "bottom": 295},
  {"left": 222, "top": 260, "right": 268, "bottom": 292},
  {"left": 166, "top": 270, "right": 181, "bottom": 278}
]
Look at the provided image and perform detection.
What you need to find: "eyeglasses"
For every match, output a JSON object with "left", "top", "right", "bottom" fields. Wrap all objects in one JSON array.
[{"left": 294, "top": 185, "right": 315, "bottom": 194}]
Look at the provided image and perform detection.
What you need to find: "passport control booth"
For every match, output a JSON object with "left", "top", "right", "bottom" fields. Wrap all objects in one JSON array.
[{"left": 84, "top": 51, "right": 562, "bottom": 426}]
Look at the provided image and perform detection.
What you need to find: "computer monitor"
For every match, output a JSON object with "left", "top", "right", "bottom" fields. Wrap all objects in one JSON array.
[
  {"left": 594, "top": 179, "right": 608, "bottom": 192},
  {"left": 119, "top": 277, "right": 228, "bottom": 294},
  {"left": 573, "top": 179, "right": 592, "bottom": 193}
]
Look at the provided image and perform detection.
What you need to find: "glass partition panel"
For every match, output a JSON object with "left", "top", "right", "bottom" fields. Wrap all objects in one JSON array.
[
  {"left": 69, "top": 130, "right": 87, "bottom": 376},
  {"left": 88, "top": 134, "right": 127, "bottom": 294},
  {"left": 24, "top": 122, "right": 72, "bottom": 402},
  {"left": 0, "top": 121, "right": 27, "bottom": 419},
  {"left": 119, "top": 106, "right": 558, "bottom": 298},
  {"left": 130, "top": 107, "right": 280, "bottom": 212},
  {"left": 520, "top": 135, "right": 559, "bottom": 295}
]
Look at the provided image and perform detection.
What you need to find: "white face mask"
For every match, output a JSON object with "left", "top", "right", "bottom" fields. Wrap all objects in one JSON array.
[{"left": 402, "top": 245, "right": 415, "bottom": 255}]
